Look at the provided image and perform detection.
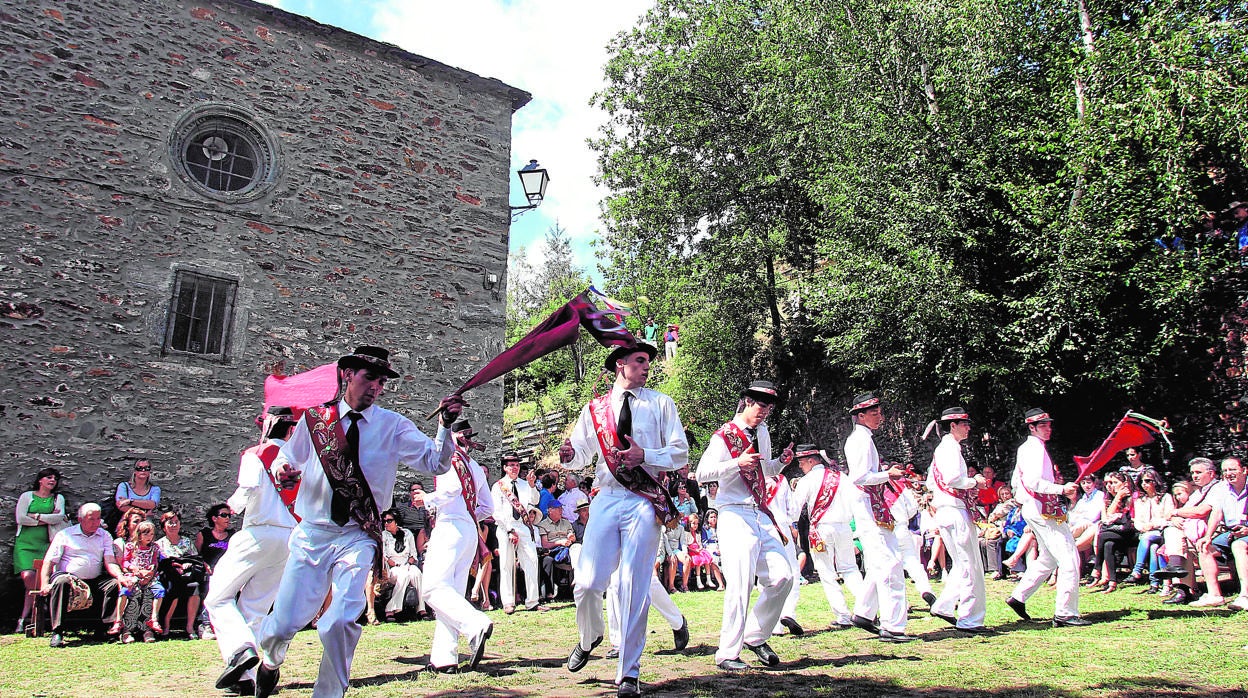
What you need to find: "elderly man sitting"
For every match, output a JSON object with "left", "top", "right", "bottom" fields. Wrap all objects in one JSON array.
[
  {"left": 537, "top": 502, "right": 576, "bottom": 601},
  {"left": 1155, "top": 458, "right": 1224, "bottom": 604},
  {"left": 1198, "top": 458, "right": 1248, "bottom": 609},
  {"left": 40, "top": 503, "right": 129, "bottom": 647}
]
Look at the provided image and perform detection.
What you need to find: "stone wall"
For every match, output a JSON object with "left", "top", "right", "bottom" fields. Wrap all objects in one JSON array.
[{"left": 0, "top": 0, "right": 528, "bottom": 613}]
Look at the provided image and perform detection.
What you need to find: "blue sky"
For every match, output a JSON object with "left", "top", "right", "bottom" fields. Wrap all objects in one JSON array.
[{"left": 258, "top": 0, "right": 652, "bottom": 285}]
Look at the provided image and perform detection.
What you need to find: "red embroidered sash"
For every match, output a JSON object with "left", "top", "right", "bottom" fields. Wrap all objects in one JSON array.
[
  {"left": 1018, "top": 473, "right": 1068, "bottom": 522},
  {"left": 452, "top": 448, "right": 490, "bottom": 564},
  {"left": 809, "top": 467, "right": 841, "bottom": 527},
  {"left": 931, "top": 460, "right": 983, "bottom": 523},
  {"left": 860, "top": 481, "right": 896, "bottom": 530},
  {"left": 717, "top": 422, "right": 788, "bottom": 543},
  {"left": 588, "top": 393, "right": 677, "bottom": 527},
  {"left": 305, "top": 404, "right": 385, "bottom": 576},
  {"left": 257, "top": 443, "right": 300, "bottom": 522}
]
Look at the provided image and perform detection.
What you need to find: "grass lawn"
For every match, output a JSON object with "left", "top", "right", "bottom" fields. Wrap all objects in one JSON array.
[{"left": 2, "top": 577, "right": 1245, "bottom": 697}]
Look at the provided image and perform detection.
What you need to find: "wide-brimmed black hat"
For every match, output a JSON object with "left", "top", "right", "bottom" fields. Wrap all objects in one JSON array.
[
  {"left": 1023, "top": 407, "right": 1053, "bottom": 425},
  {"left": 500, "top": 451, "right": 522, "bottom": 465},
  {"left": 741, "top": 380, "right": 780, "bottom": 405},
  {"left": 451, "top": 420, "right": 477, "bottom": 437},
  {"left": 337, "top": 345, "right": 400, "bottom": 378},
  {"left": 940, "top": 406, "right": 970, "bottom": 422},
  {"left": 604, "top": 342, "right": 659, "bottom": 373},
  {"left": 849, "top": 391, "right": 881, "bottom": 413}
]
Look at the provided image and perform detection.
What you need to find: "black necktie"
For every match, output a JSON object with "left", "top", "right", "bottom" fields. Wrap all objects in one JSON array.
[
  {"left": 332, "top": 411, "right": 362, "bottom": 526},
  {"left": 510, "top": 481, "right": 522, "bottom": 520},
  {"left": 746, "top": 427, "right": 760, "bottom": 454},
  {"left": 617, "top": 391, "right": 633, "bottom": 444}
]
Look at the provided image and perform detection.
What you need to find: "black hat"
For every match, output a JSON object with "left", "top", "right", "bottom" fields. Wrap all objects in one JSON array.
[
  {"left": 337, "top": 345, "right": 400, "bottom": 379},
  {"left": 257, "top": 405, "right": 298, "bottom": 427},
  {"left": 794, "top": 443, "right": 824, "bottom": 461},
  {"left": 451, "top": 420, "right": 477, "bottom": 437},
  {"left": 604, "top": 342, "right": 659, "bottom": 373},
  {"left": 850, "top": 391, "right": 880, "bottom": 413},
  {"left": 741, "top": 380, "right": 780, "bottom": 405},
  {"left": 940, "top": 407, "right": 970, "bottom": 422},
  {"left": 501, "top": 451, "right": 522, "bottom": 465},
  {"left": 1023, "top": 407, "right": 1053, "bottom": 425}
]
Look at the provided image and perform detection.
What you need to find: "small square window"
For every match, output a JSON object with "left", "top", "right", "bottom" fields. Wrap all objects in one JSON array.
[{"left": 163, "top": 270, "right": 237, "bottom": 358}]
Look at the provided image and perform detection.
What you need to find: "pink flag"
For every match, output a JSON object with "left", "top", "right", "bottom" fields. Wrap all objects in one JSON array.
[
  {"left": 263, "top": 362, "right": 340, "bottom": 414},
  {"left": 1074, "top": 412, "right": 1173, "bottom": 481}
]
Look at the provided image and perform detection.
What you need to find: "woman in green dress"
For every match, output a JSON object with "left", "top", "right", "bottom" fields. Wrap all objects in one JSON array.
[{"left": 14, "top": 467, "right": 66, "bottom": 633}]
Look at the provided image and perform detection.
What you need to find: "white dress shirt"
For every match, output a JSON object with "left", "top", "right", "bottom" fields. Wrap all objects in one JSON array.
[
  {"left": 695, "top": 416, "right": 783, "bottom": 506},
  {"left": 926, "top": 434, "right": 977, "bottom": 510},
  {"left": 229, "top": 438, "right": 299, "bottom": 530},
  {"left": 492, "top": 476, "right": 537, "bottom": 535},
  {"left": 565, "top": 386, "right": 689, "bottom": 492},
  {"left": 274, "top": 399, "right": 454, "bottom": 527},
  {"left": 793, "top": 465, "right": 854, "bottom": 525},
  {"left": 1012, "top": 435, "right": 1067, "bottom": 520},
  {"left": 44, "top": 525, "right": 117, "bottom": 578},
  {"left": 426, "top": 452, "right": 493, "bottom": 525}
]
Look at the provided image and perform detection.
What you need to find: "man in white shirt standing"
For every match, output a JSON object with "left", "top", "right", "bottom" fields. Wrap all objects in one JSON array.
[
  {"left": 560, "top": 341, "right": 688, "bottom": 698},
  {"left": 844, "top": 392, "right": 915, "bottom": 642},
  {"left": 423, "top": 419, "right": 495, "bottom": 672},
  {"left": 697, "top": 380, "right": 795, "bottom": 670},
  {"left": 491, "top": 452, "right": 542, "bottom": 614},
  {"left": 792, "top": 445, "right": 862, "bottom": 628},
  {"left": 208, "top": 406, "right": 301, "bottom": 694},
  {"left": 924, "top": 407, "right": 989, "bottom": 633},
  {"left": 254, "top": 346, "right": 464, "bottom": 698},
  {"left": 1005, "top": 408, "right": 1088, "bottom": 627}
]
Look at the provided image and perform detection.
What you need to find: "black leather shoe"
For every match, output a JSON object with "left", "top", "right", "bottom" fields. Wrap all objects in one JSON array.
[
  {"left": 879, "top": 629, "right": 917, "bottom": 643},
  {"left": 605, "top": 647, "right": 620, "bottom": 659},
  {"left": 1163, "top": 584, "right": 1192, "bottom": 605},
  {"left": 226, "top": 680, "right": 255, "bottom": 696},
  {"left": 426, "top": 663, "right": 458, "bottom": 674},
  {"left": 780, "top": 617, "right": 804, "bottom": 636},
  {"left": 744, "top": 641, "right": 780, "bottom": 667},
  {"left": 931, "top": 611, "right": 956, "bottom": 626},
  {"left": 673, "top": 618, "right": 689, "bottom": 651},
  {"left": 717, "top": 658, "right": 749, "bottom": 671},
  {"left": 1153, "top": 563, "right": 1187, "bottom": 580},
  {"left": 467, "top": 622, "right": 493, "bottom": 671},
  {"left": 216, "top": 645, "right": 260, "bottom": 690},
  {"left": 921, "top": 592, "right": 937, "bottom": 607},
  {"left": 1052, "top": 615, "right": 1091, "bottom": 628},
  {"left": 48, "top": 632, "right": 65, "bottom": 648},
  {"left": 618, "top": 676, "right": 641, "bottom": 696},
  {"left": 957, "top": 626, "right": 991, "bottom": 634},
  {"left": 255, "top": 664, "right": 280, "bottom": 698},
  {"left": 567, "top": 636, "right": 602, "bottom": 672},
  {"left": 1005, "top": 596, "right": 1031, "bottom": 621},
  {"left": 1123, "top": 571, "right": 1147, "bottom": 585},
  {"left": 851, "top": 614, "right": 880, "bottom": 633}
]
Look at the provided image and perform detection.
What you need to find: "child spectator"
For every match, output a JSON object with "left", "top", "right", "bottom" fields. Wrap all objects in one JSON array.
[{"left": 116, "top": 520, "right": 165, "bottom": 643}]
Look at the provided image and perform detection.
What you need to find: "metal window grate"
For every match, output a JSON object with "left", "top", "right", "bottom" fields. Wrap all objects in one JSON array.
[
  {"left": 164, "top": 271, "right": 237, "bottom": 357},
  {"left": 183, "top": 130, "right": 258, "bottom": 192}
]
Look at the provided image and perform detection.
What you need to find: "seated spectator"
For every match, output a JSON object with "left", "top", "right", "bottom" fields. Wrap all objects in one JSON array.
[
  {"left": 976, "top": 466, "right": 1004, "bottom": 517},
  {"left": 659, "top": 519, "right": 691, "bottom": 593},
  {"left": 1120, "top": 447, "right": 1148, "bottom": 487},
  {"left": 395, "top": 482, "right": 431, "bottom": 563},
  {"left": 1000, "top": 494, "right": 1032, "bottom": 575},
  {"left": 40, "top": 503, "right": 126, "bottom": 648},
  {"left": 557, "top": 473, "right": 589, "bottom": 515},
  {"left": 1125, "top": 468, "right": 1172, "bottom": 590},
  {"left": 14, "top": 467, "right": 67, "bottom": 634},
  {"left": 981, "top": 485, "right": 1016, "bottom": 579},
  {"left": 673, "top": 483, "right": 698, "bottom": 519},
  {"left": 569, "top": 501, "right": 590, "bottom": 571},
  {"left": 704, "top": 482, "right": 720, "bottom": 513},
  {"left": 702, "top": 508, "right": 723, "bottom": 580},
  {"left": 1195, "top": 457, "right": 1247, "bottom": 608},
  {"left": 684, "top": 513, "right": 721, "bottom": 590},
  {"left": 918, "top": 492, "right": 946, "bottom": 579},
  {"left": 107, "top": 507, "right": 147, "bottom": 634},
  {"left": 380, "top": 509, "right": 425, "bottom": 621},
  {"left": 536, "top": 501, "right": 575, "bottom": 601},
  {"left": 195, "top": 503, "right": 235, "bottom": 638},
  {"left": 1088, "top": 472, "right": 1136, "bottom": 592},
  {"left": 114, "top": 459, "right": 161, "bottom": 517},
  {"left": 1156, "top": 458, "right": 1222, "bottom": 604},
  {"left": 1070, "top": 476, "right": 1106, "bottom": 571},
  {"left": 115, "top": 520, "right": 165, "bottom": 643},
  {"left": 155, "top": 511, "right": 204, "bottom": 638}
]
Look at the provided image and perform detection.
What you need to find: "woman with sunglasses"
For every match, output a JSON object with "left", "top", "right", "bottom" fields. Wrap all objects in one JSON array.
[
  {"left": 115, "top": 459, "right": 161, "bottom": 516},
  {"left": 1124, "top": 468, "right": 1172, "bottom": 590},
  {"left": 196, "top": 503, "right": 236, "bottom": 638}
]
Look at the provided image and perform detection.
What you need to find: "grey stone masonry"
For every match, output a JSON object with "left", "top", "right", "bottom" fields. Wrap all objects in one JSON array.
[{"left": 0, "top": 0, "right": 529, "bottom": 612}]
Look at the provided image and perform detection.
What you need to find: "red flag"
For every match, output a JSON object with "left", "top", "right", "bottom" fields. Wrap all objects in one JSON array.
[
  {"left": 263, "top": 362, "right": 340, "bottom": 414},
  {"left": 1074, "top": 412, "right": 1173, "bottom": 481},
  {"left": 452, "top": 287, "right": 635, "bottom": 396}
]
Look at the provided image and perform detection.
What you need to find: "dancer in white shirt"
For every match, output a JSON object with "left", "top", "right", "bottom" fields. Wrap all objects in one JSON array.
[
  {"left": 491, "top": 453, "right": 542, "bottom": 614},
  {"left": 792, "top": 445, "right": 864, "bottom": 628}
]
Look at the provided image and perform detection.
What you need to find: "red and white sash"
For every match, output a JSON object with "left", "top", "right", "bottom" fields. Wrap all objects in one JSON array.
[
  {"left": 588, "top": 393, "right": 677, "bottom": 527},
  {"left": 716, "top": 422, "right": 788, "bottom": 543},
  {"left": 931, "top": 462, "right": 983, "bottom": 523},
  {"left": 451, "top": 448, "right": 490, "bottom": 564}
]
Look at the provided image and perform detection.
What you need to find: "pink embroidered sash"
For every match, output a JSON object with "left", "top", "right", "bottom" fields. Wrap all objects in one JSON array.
[
  {"left": 716, "top": 422, "right": 788, "bottom": 543},
  {"left": 588, "top": 393, "right": 677, "bottom": 527},
  {"left": 452, "top": 448, "right": 490, "bottom": 564},
  {"left": 1018, "top": 475, "right": 1068, "bottom": 522},
  {"left": 932, "top": 461, "right": 983, "bottom": 523},
  {"left": 809, "top": 467, "right": 841, "bottom": 528}
]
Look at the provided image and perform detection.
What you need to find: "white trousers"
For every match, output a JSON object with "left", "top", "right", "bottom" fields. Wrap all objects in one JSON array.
[
  {"left": 257, "top": 524, "right": 373, "bottom": 698},
  {"left": 607, "top": 568, "right": 683, "bottom": 649},
  {"left": 384, "top": 564, "right": 423, "bottom": 615},
  {"left": 205, "top": 525, "right": 292, "bottom": 674},
  {"left": 573, "top": 491, "right": 660, "bottom": 683},
  {"left": 930, "top": 507, "right": 986, "bottom": 628},
  {"left": 851, "top": 512, "right": 907, "bottom": 633},
  {"left": 498, "top": 531, "right": 539, "bottom": 609},
  {"left": 715, "top": 504, "right": 793, "bottom": 663},
  {"left": 1011, "top": 512, "right": 1080, "bottom": 618},
  {"left": 769, "top": 534, "right": 802, "bottom": 634},
  {"left": 896, "top": 526, "right": 934, "bottom": 596},
  {"left": 809, "top": 521, "right": 864, "bottom": 625},
  {"left": 422, "top": 516, "right": 492, "bottom": 668}
]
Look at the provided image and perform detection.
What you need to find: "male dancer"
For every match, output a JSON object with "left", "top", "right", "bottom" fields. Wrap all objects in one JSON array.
[
  {"left": 254, "top": 346, "right": 464, "bottom": 698},
  {"left": 792, "top": 444, "right": 863, "bottom": 629},
  {"left": 844, "top": 392, "right": 915, "bottom": 642},
  {"left": 560, "top": 341, "right": 688, "bottom": 697},
  {"left": 767, "top": 470, "right": 804, "bottom": 636},
  {"left": 1005, "top": 408, "right": 1089, "bottom": 627},
  {"left": 696, "top": 380, "right": 795, "bottom": 670},
  {"left": 422, "top": 419, "right": 494, "bottom": 673},
  {"left": 491, "top": 453, "right": 542, "bottom": 614},
  {"left": 604, "top": 560, "right": 690, "bottom": 659},
  {"left": 209, "top": 406, "right": 300, "bottom": 694},
  {"left": 925, "top": 407, "right": 989, "bottom": 633}
]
